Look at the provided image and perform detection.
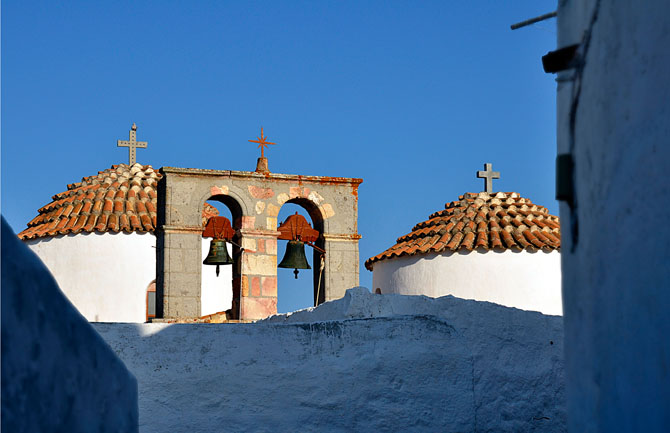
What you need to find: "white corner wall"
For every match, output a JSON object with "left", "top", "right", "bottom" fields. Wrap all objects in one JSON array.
[
  {"left": 3, "top": 217, "right": 139, "bottom": 432},
  {"left": 25, "top": 232, "right": 156, "bottom": 323},
  {"left": 372, "top": 250, "right": 562, "bottom": 315},
  {"left": 200, "top": 237, "right": 233, "bottom": 316},
  {"left": 557, "top": 1, "right": 670, "bottom": 431}
]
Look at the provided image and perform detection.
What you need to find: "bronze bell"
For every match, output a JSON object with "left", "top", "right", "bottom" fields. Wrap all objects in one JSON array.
[
  {"left": 278, "top": 240, "right": 311, "bottom": 279},
  {"left": 203, "top": 239, "right": 234, "bottom": 276}
]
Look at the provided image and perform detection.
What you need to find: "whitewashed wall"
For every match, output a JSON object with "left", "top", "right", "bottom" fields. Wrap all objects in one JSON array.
[
  {"left": 557, "top": 1, "right": 670, "bottom": 431},
  {"left": 200, "top": 237, "right": 233, "bottom": 316},
  {"left": 25, "top": 232, "right": 156, "bottom": 323},
  {"left": 95, "top": 288, "right": 565, "bottom": 433},
  {"left": 2, "top": 218, "right": 138, "bottom": 432},
  {"left": 24, "top": 233, "right": 234, "bottom": 321},
  {"left": 372, "top": 250, "right": 562, "bottom": 315}
]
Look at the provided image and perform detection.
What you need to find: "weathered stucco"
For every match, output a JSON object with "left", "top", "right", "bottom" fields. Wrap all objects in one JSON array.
[
  {"left": 95, "top": 287, "right": 565, "bottom": 433},
  {"left": 372, "top": 250, "right": 562, "bottom": 315},
  {"left": 2, "top": 217, "right": 138, "bottom": 432},
  {"left": 557, "top": 1, "right": 670, "bottom": 431}
]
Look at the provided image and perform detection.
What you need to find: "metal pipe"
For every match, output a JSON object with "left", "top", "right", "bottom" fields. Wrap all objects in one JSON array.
[{"left": 511, "top": 11, "right": 557, "bottom": 30}]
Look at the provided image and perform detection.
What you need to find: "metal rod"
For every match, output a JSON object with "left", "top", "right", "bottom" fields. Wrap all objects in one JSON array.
[
  {"left": 510, "top": 11, "right": 557, "bottom": 30},
  {"left": 228, "top": 239, "right": 256, "bottom": 254},
  {"left": 305, "top": 240, "right": 326, "bottom": 255},
  {"left": 315, "top": 256, "right": 325, "bottom": 307}
]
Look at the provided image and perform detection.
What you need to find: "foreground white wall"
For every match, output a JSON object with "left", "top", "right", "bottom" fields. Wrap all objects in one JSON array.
[
  {"left": 557, "top": 1, "right": 670, "bottom": 431},
  {"left": 372, "top": 250, "right": 562, "bottom": 315},
  {"left": 25, "top": 232, "right": 156, "bottom": 323},
  {"left": 200, "top": 237, "right": 233, "bottom": 316},
  {"left": 2, "top": 218, "right": 138, "bottom": 432},
  {"left": 95, "top": 288, "right": 565, "bottom": 433}
]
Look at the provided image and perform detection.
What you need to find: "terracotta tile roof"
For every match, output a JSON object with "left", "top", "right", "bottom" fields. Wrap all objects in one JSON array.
[
  {"left": 365, "top": 192, "right": 561, "bottom": 270},
  {"left": 18, "top": 164, "right": 163, "bottom": 240}
]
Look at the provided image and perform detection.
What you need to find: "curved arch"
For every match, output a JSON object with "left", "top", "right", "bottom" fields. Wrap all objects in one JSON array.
[
  {"left": 281, "top": 197, "right": 328, "bottom": 234},
  {"left": 197, "top": 186, "right": 248, "bottom": 320},
  {"left": 197, "top": 186, "right": 248, "bottom": 228},
  {"left": 277, "top": 198, "right": 329, "bottom": 307},
  {"left": 146, "top": 279, "right": 157, "bottom": 322}
]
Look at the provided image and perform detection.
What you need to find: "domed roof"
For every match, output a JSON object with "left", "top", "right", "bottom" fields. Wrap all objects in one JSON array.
[
  {"left": 365, "top": 192, "right": 561, "bottom": 270},
  {"left": 19, "top": 163, "right": 162, "bottom": 240}
]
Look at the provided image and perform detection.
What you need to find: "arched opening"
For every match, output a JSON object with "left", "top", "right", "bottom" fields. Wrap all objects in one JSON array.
[
  {"left": 276, "top": 199, "right": 325, "bottom": 313},
  {"left": 202, "top": 195, "right": 243, "bottom": 318},
  {"left": 146, "top": 280, "right": 157, "bottom": 322}
]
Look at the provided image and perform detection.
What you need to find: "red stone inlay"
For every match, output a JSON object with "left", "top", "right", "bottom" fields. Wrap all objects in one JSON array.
[
  {"left": 248, "top": 185, "right": 275, "bottom": 199},
  {"left": 251, "top": 277, "right": 261, "bottom": 297}
]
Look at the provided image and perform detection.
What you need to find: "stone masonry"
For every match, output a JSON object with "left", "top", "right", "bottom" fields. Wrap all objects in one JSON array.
[{"left": 156, "top": 167, "right": 362, "bottom": 321}]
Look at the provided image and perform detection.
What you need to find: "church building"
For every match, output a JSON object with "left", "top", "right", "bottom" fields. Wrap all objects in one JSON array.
[
  {"left": 365, "top": 164, "right": 562, "bottom": 315},
  {"left": 18, "top": 124, "right": 363, "bottom": 323},
  {"left": 18, "top": 125, "right": 233, "bottom": 323}
]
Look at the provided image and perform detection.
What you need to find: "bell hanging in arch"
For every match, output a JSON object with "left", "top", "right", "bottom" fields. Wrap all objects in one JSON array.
[
  {"left": 278, "top": 240, "right": 311, "bottom": 279},
  {"left": 203, "top": 239, "right": 234, "bottom": 276}
]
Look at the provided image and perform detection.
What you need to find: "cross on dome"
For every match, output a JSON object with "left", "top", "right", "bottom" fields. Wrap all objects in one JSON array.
[
  {"left": 477, "top": 163, "right": 500, "bottom": 193},
  {"left": 117, "top": 123, "right": 148, "bottom": 165}
]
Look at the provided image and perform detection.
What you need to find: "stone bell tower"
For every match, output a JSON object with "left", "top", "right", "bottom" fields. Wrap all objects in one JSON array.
[{"left": 155, "top": 129, "right": 362, "bottom": 321}]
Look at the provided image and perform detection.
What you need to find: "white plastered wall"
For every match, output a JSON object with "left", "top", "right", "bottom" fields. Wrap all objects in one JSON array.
[
  {"left": 200, "top": 237, "right": 233, "bottom": 316},
  {"left": 25, "top": 232, "right": 156, "bottom": 323},
  {"left": 372, "top": 250, "right": 562, "bottom": 315},
  {"left": 557, "top": 1, "right": 670, "bottom": 430}
]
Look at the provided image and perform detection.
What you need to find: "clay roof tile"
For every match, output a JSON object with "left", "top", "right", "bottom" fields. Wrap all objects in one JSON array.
[
  {"left": 81, "top": 201, "right": 92, "bottom": 215},
  {"left": 83, "top": 214, "right": 97, "bottom": 232},
  {"left": 140, "top": 214, "right": 153, "bottom": 231},
  {"left": 446, "top": 232, "right": 464, "bottom": 250},
  {"left": 113, "top": 200, "right": 124, "bottom": 213},
  {"left": 461, "top": 232, "right": 476, "bottom": 250},
  {"left": 108, "top": 214, "right": 119, "bottom": 232}
]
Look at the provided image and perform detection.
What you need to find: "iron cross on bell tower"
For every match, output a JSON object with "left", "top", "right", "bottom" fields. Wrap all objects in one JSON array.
[
  {"left": 477, "top": 163, "right": 500, "bottom": 193},
  {"left": 117, "top": 123, "right": 148, "bottom": 165}
]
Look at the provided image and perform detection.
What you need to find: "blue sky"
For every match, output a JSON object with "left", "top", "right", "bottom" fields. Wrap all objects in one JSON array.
[{"left": 2, "top": 1, "right": 558, "bottom": 313}]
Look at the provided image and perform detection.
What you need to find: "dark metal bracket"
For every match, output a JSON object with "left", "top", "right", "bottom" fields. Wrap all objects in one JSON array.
[
  {"left": 556, "top": 154, "right": 574, "bottom": 204},
  {"left": 542, "top": 44, "right": 580, "bottom": 73}
]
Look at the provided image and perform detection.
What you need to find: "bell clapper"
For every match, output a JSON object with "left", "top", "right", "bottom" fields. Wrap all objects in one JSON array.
[
  {"left": 216, "top": 265, "right": 220, "bottom": 277},
  {"left": 293, "top": 269, "right": 299, "bottom": 279}
]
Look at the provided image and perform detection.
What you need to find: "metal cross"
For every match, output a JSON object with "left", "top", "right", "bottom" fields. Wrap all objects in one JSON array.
[
  {"left": 117, "top": 123, "right": 148, "bottom": 165},
  {"left": 477, "top": 163, "right": 500, "bottom": 193},
  {"left": 248, "top": 127, "right": 277, "bottom": 158}
]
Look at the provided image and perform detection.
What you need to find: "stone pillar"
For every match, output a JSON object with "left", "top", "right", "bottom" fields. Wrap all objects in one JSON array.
[
  {"left": 159, "top": 226, "right": 202, "bottom": 318},
  {"left": 323, "top": 233, "right": 361, "bottom": 302},
  {"left": 238, "top": 226, "right": 280, "bottom": 321}
]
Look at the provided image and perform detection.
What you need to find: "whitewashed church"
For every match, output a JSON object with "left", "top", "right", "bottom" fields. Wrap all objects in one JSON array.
[
  {"left": 18, "top": 125, "right": 232, "bottom": 323},
  {"left": 366, "top": 164, "right": 562, "bottom": 315},
  {"left": 12, "top": 126, "right": 567, "bottom": 432},
  {"left": 18, "top": 125, "right": 562, "bottom": 323}
]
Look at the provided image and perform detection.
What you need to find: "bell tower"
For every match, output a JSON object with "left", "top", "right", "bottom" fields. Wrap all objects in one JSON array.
[{"left": 155, "top": 134, "right": 361, "bottom": 321}]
